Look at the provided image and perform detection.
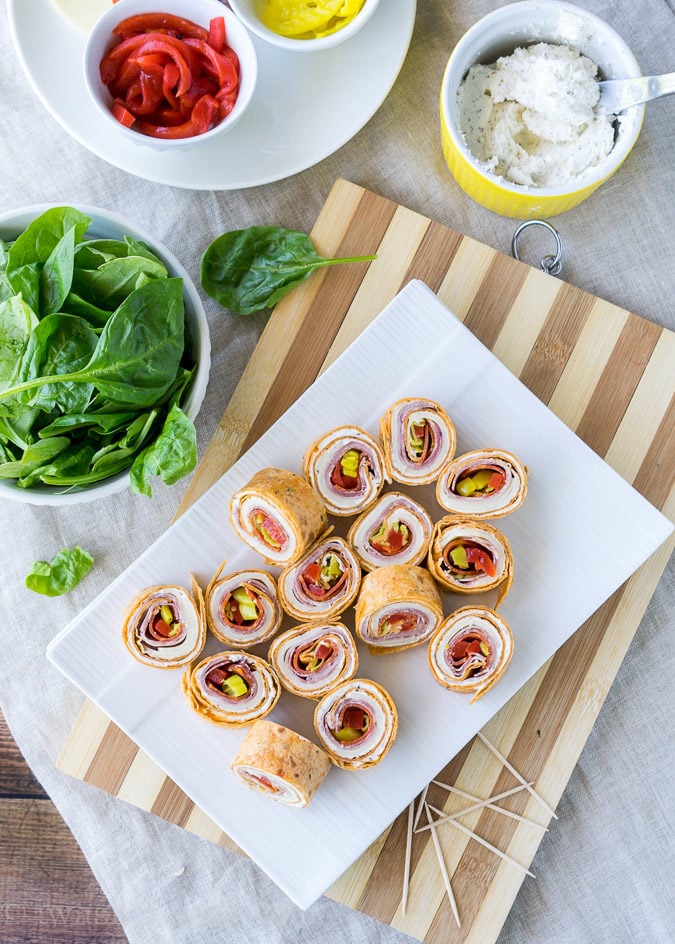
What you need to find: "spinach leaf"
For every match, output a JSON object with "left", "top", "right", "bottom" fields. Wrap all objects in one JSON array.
[
  {"left": 130, "top": 402, "right": 197, "bottom": 497},
  {"left": 200, "top": 226, "right": 377, "bottom": 315},
  {"left": 41, "top": 224, "right": 76, "bottom": 315},
  {"left": 25, "top": 545, "right": 94, "bottom": 596},
  {"left": 17, "top": 313, "right": 98, "bottom": 414},
  {"left": 0, "top": 436, "right": 71, "bottom": 479},
  {"left": 0, "top": 295, "right": 39, "bottom": 386},
  {"left": 0, "top": 278, "right": 185, "bottom": 408},
  {"left": 6, "top": 207, "right": 91, "bottom": 314},
  {"left": 71, "top": 254, "right": 168, "bottom": 309}
]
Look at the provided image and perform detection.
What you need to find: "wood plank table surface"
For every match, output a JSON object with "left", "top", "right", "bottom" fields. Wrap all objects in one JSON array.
[{"left": 3, "top": 178, "right": 673, "bottom": 943}]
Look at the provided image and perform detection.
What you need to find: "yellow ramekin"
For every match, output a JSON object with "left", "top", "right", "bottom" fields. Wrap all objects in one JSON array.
[{"left": 439, "top": 1, "right": 645, "bottom": 219}]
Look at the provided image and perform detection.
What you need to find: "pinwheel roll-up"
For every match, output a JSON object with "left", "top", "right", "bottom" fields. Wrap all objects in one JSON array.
[
  {"left": 427, "top": 515, "right": 514, "bottom": 607},
  {"left": 379, "top": 397, "right": 457, "bottom": 485},
  {"left": 303, "top": 425, "right": 387, "bottom": 516},
  {"left": 347, "top": 491, "right": 433, "bottom": 572},
  {"left": 314, "top": 678, "right": 398, "bottom": 770},
  {"left": 231, "top": 721, "right": 332, "bottom": 808},
  {"left": 205, "top": 563, "right": 282, "bottom": 648},
  {"left": 436, "top": 448, "right": 527, "bottom": 519},
  {"left": 277, "top": 536, "right": 361, "bottom": 621},
  {"left": 268, "top": 620, "right": 358, "bottom": 699},
  {"left": 428, "top": 606, "right": 514, "bottom": 703},
  {"left": 123, "top": 575, "right": 206, "bottom": 669},
  {"left": 182, "top": 651, "right": 280, "bottom": 727},
  {"left": 229, "top": 467, "right": 329, "bottom": 566},
  {"left": 354, "top": 564, "right": 443, "bottom": 654}
]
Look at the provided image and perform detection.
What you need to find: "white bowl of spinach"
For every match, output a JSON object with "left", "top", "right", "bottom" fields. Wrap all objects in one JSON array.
[{"left": 0, "top": 205, "right": 210, "bottom": 504}]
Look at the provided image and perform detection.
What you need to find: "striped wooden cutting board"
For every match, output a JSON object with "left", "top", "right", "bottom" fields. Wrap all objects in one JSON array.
[{"left": 57, "top": 178, "right": 674, "bottom": 943}]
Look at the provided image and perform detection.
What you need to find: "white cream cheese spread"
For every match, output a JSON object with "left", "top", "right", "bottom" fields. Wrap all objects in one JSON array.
[{"left": 456, "top": 43, "right": 616, "bottom": 189}]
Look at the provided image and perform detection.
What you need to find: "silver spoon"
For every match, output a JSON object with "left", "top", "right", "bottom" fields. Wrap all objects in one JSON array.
[{"left": 597, "top": 72, "right": 675, "bottom": 115}]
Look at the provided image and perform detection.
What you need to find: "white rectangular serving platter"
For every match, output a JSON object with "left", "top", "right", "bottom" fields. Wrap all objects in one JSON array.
[{"left": 48, "top": 280, "right": 673, "bottom": 909}]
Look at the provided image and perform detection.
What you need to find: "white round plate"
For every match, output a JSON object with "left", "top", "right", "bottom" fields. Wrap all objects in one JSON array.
[{"left": 8, "top": 0, "right": 417, "bottom": 191}]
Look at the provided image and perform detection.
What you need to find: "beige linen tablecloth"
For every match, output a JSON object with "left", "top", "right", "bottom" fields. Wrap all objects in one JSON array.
[{"left": 1, "top": 1, "right": 673, "bottom": 942}]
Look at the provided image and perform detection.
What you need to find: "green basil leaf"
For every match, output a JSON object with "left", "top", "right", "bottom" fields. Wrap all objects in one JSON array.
[{"left": 25, "top": 545, "right": 94, "bottom": 596}]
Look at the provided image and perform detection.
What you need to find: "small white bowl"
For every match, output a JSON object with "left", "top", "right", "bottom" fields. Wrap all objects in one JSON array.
[
  {"left": 440, "top": 1, "right": 645, "bottom": 218},
  {"left": 227, "top": 0, "right": 380, "bottom": 52},
  {"left": 0, "top": 204, "right": 211, "bottom": 505},
  {"left": 84, "top": 0, "right": 258, "bottom": 149}
]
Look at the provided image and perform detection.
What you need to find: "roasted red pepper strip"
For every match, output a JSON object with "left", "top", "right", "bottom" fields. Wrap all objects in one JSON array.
[
  {"left": 100, "top": 13, "right": 240, "bottom": 139},
  {"left": 112, "top": 13, "right": 209, "bottom": 41}
]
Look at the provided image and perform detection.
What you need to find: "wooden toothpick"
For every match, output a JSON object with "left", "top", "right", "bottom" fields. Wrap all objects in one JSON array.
[
  {"left": 425, "top": 804, "right": 461, "bottom": 928},
  {"left": 477, "top": 731, "right": 558, "bottom": 819},
  {"left": 427, "top": 803, "right": 536, "bottom": 878},
  {"left": 420, "top": 781, "right": 548, "bottom": 832},
  {"left": 401, "top": 801, "right": 415, "bottom": 916}
]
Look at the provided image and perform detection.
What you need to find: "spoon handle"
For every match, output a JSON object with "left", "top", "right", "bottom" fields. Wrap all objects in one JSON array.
[{"left": 598, "top": 72, "right": 675, "bottom": 114}]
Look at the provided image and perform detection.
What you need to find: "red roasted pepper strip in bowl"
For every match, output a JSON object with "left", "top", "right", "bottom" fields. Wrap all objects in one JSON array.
[{"left": 99, "top": 13, "right": 240, "bottom": 139}]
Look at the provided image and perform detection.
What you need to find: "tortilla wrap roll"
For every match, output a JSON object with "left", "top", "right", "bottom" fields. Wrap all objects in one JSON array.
[
  {"left": 122, "top": 574, "right": 206, "bottom": 669},
  {"left": 268, "top": 620, "right": 358, "bottom": 699},
  {"left": 205, "top": 563, "right": 282, "bottom": 648},
  {"left": 427, "top": 514, "right": 514, "bottom": 607},
  {"left": 436, "top": 448, "right": 527, "bottom": 519},
  {"left": 229, "top": 467, "right": 329, "bottom": 566},
  {"left": 428, "top": 605, "right": 514, "bottom": 703},
  {"left": 231, "top": 720, "right": 332, "bottom": 808},
  {"left": 314, "top": 678, "right": 398, "bottom": 770},
  {"left": 354, "top": 564, "right": 443, "bottom": 654},
  {"left": 182, "top": 650, "right": 280, "bottom": 727},
  {"left": 379, "top": 397, "right": 456, "bottom": 485},
  {"left": 277, "top": 535, "right": 361, "bottom": 621},
  {"left": 303, "top": 425, "right": 387, "bottom": 516},
  {"left": 347, "top": 491, "right": 433, "bottom": 571}
]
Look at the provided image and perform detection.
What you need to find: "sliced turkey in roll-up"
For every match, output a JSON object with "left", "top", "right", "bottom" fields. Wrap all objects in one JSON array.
[
  {"left": 182, "top": 651, "right": 280, "bottom": 727},
  {"left": 122, "top": 575, "right": 206, "bottom": 669},
  {"left": 205, "top": 563, "right": 282, "bottom": 648},
  {"left": 303, "top": 425, "right": 387, "bottom": 516},
  {"left": 268, "top": 620, "right": 358, "bottom": 699},
  {"left": 354, "top": 564, "right": 443, "bottom": 654},
  {"left": 229, "top": 467, "right": 329, "bottom": 566},
  {"left": 347, "top": 491, "right": 433, "bottom": 571},
  {"left": 428, "top": 605, "right": 514, "bottom": 703},
  {"left": 436, "top": 448, "right": 527, "bottom": 519},
  {"left": 231, "top": 720, "right": 332, "bottom": 808},
  {"left": 277, "top": 535, "right": 361, "bottom": 621},
  {"left": 427, "top": 515, "right": 514, "bottom": 607},
  {"left": 379, "top": 397, "right": 456, "bottom": 485},
  {"left": 314, "top": 678, "right": 398, "bottom": 770}
]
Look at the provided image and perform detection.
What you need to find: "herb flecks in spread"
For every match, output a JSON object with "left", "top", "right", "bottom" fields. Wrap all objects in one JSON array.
[{"left": 456, "top": 43, "right": 615, "bottom": 188}]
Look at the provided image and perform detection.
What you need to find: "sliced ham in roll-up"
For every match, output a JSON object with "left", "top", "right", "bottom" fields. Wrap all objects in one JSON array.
[
  {"left": 314, "top": 678, "right": 398, "bottom": 770},
  {"left": 436, "top": 448, "right": 527, "bottom": 519},
  {"left": 427, "top": 514, "right": 514, "bottom": 607},
  {"left": 182, "top": 651, "right": 280, "bottom": 727},
  {"left": 354, "top": 564, "right": 443, "bottom": 654},
  {"left": 205, "top": 563, "right": 282, "bottom": 648},
  {"left": 268, "top": 620, "right": 358, "bottom": 699},
  {"left": 122, "top": 575, "right": 206, "bottom": 669},
  {"left": 303, "top": 425, "right": 387, "bottom": 516},
  {"left": 347, "top": 491, "right": 433, "bottom": 571},
  {"left": 229, "top": 467, "right": 328, "bottom": 566},
  {"left": 380, "top": 397, "right": 456, "bottom": 485},
  {"left": 231, "top": 721, "right": 332, "bottom": 808},
  {"left": 277, "top": 535, "right": 361, "bottom": 621},
  {"left": 428, "top": 605, "right": 514, "bottom": 703}
]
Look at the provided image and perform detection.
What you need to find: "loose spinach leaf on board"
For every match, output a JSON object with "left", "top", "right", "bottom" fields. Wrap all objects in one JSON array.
[
  {"left": 200, "top": 226, "right": 377, "bottom": 315},
  {"left": 25, "top": 545, "right": 94, "bottom": 596}
]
